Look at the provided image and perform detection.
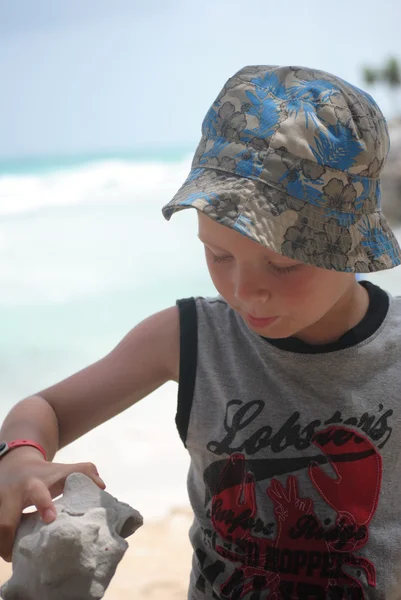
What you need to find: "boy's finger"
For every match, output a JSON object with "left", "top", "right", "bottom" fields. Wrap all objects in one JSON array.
[
  {"left": 25, "top": 479, "right": 57, "bottom": 523},
  {"left": 64, "top": 462, "right": 106, "bottom": 490}
]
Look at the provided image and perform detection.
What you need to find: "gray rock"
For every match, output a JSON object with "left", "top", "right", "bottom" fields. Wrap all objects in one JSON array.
[
  {"left": 1, "top": 473, "right": 143, "bottom": 600},
  {"left": 382, "top": 118, "right": 401, "bottom": 226}
]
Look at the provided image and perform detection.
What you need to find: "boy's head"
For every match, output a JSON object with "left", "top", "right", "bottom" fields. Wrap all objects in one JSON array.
[
  {"left": 162, "top": 65, "right": 401, "bottom": 340},
  {"left": 197, "top": 211, "right": 366, "bottom": 342}
]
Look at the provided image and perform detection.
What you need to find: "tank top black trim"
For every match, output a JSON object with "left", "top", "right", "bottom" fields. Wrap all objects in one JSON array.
[
  {"left": 175, "top": 281, "right": 389, "bottom": 444},
  {"left": 176, "top": 298, "right": 198, "bottom": 446}
]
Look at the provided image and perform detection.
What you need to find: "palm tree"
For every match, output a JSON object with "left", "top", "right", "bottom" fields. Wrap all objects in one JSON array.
[{"left": 362, "top": 56, "right": 401, "bottom": 116}]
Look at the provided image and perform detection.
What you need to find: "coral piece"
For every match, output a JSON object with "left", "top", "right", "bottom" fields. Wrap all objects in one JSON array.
[{"left": 1, "top": 473, "right": 143, "bottom": 600}]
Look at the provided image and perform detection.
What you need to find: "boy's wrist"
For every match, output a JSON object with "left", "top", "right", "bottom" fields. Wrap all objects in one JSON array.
[
  {"left": 1, "top": 445, "right": 47, "bottom": 463},
  {"left": 0, "top": 440, "right": 47, "bottom": 461}
]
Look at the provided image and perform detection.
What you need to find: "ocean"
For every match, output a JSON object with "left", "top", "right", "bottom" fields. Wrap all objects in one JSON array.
[{"left": 1, "top": 151, "right": 400, "bottom": 519}]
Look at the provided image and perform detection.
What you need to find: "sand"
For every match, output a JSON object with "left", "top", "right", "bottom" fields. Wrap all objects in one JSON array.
[{"left": 0, "top": 506, "right": 194, "bottom": 600}]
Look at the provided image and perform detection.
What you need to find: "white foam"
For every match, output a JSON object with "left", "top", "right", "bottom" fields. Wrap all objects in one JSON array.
[
  {"left": 0, "top": 156, "right": 209, "bottom": 306},
  {"left": 0, "top": 156, "right": 192, "bottom": 217}
]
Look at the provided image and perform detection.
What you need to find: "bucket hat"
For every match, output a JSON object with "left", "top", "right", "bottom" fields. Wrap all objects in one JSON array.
[{"left": 162, "top": 65, "right": 401, "bottom": 272}]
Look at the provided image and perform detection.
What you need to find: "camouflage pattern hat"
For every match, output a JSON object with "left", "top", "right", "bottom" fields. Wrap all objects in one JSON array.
[{"left": 162, "top": 65, "right": 401, "bottom": 272}]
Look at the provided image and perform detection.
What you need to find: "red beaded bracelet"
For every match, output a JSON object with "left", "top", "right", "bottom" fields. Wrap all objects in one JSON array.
[{"left": 0, "top": 440, "right": 48, "bottom": 461}]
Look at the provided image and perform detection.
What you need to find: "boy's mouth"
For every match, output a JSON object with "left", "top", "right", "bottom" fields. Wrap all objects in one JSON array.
[{"left": 246, "top": 314, "right": 278, "bottom": 329}]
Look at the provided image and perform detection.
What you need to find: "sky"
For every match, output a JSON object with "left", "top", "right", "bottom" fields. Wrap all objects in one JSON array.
[{"left": 0, "top": 0, "right": 400, "bottom": 158}]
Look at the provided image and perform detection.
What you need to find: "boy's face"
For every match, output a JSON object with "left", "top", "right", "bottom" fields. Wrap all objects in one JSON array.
[{"left": 198, "top": 213, "right": 368, "bottom": 344}]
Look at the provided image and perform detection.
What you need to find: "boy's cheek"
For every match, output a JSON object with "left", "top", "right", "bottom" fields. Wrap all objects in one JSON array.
[{"left": 207, "top": 268, "right": 234, "bottom": 299}]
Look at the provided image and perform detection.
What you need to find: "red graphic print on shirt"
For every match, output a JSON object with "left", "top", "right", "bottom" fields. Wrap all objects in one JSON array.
[{"left": 210, "top": 426, "right": 382, "bottom": 599}]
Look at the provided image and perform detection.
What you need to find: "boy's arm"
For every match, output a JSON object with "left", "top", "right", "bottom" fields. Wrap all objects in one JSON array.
[
  {"left": 0, "top": 306, "right": 180, "bottom": 458},
  {"left": 0, "top": 307, "right": 179, "bottom": 561}
]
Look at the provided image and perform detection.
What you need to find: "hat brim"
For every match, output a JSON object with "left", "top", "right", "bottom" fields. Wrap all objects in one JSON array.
[{"left": 162, "top": 168, "right": 401, "bottom": 273}]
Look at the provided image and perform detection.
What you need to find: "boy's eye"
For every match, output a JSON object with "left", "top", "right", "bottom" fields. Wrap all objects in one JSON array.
[
  {"left": 269, "top": 263, "right": 300, "bottom": 275},
  {"left": 211, "top": 254, "right": 233, "bottom": 264}
]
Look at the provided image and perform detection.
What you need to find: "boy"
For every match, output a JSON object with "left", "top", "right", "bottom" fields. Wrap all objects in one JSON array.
[{"left": 0, "top": 65, "right": 400, "bottom": 599}]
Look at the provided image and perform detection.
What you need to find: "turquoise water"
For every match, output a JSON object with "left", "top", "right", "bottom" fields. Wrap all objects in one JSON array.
[
  {"left": 0, "top": 147, "right": 193, "bottom": 176},
  {"left": 0, "top": 156, "right": 215, "bottom": 405}
]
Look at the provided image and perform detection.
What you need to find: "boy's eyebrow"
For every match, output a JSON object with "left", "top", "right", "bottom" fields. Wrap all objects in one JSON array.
[
  {"left": 261, "top": 254, "right": 299, "bottom": 266},
  {"left": 197, "top": 234, "right": 226, "bottom": 250}
]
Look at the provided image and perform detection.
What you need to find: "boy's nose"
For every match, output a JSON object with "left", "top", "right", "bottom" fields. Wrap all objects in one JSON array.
[{"left": 234, "top": 274, "right": 271, "bottom": 305}]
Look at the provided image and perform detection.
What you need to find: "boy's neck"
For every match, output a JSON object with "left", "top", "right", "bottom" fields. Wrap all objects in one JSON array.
[{"left": 294, "top": 282, "right": 370, "bottom": 346}]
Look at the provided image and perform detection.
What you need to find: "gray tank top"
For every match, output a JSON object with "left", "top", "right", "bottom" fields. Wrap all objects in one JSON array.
[{"left": 176, "top": 282, "right": 401, "bottom": 600}]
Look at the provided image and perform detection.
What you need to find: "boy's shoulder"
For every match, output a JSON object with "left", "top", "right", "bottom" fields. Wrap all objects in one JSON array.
[
  {"left": 183, "top": 295, "right": 234, "bottom": 320},
  {"left": 177, "top": 294, "right": 233, "bottom": 322}
]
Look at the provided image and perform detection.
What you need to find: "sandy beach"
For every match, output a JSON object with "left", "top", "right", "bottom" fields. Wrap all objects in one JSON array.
[{"left": 0, "top": 506, "right": 194, "bottom": 600}]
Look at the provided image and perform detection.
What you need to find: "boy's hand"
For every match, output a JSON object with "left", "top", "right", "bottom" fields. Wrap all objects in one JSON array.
[{"left": 0, "top": 447, "right": 105, "bottom": 562}]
